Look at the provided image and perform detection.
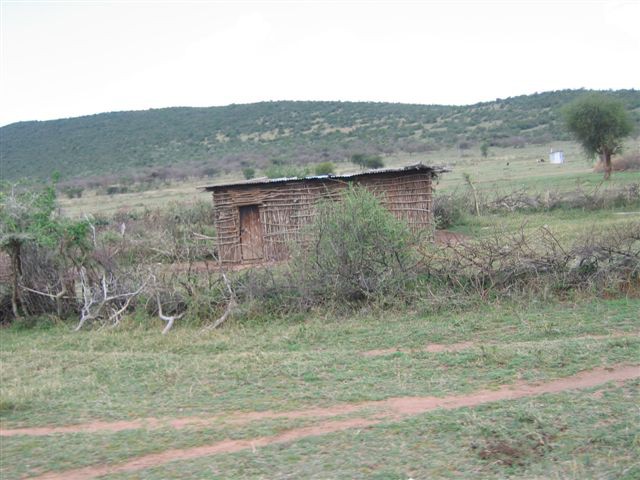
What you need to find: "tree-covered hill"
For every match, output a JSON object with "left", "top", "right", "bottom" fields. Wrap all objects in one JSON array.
[{"left": 1, "top": 89, "right": 639, "bottom": 180}]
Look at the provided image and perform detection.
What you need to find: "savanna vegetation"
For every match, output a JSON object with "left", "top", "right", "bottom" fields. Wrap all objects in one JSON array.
[
  {"left": 1, "top": 91, "right": 639, "bottom": 479},
  {"left": 2, "top": 89, "right": 639, "bottom": 184}
]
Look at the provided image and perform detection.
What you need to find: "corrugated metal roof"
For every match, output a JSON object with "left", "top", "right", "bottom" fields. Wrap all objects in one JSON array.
[{"left": 199, "top": 163, "right": 449, "bottom": 191}]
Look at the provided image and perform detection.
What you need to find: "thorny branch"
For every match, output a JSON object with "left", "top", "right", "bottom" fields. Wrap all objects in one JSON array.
[
  {"left": 75, "top": 267, "right": 148, "bottom": 331},
  {"left": 204, "top": 271, "right": 237, "bottom": 330}
]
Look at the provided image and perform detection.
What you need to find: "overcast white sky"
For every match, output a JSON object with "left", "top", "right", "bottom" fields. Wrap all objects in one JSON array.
[{"left": 0, "top": 0, "right": 638, "bottom": 126}]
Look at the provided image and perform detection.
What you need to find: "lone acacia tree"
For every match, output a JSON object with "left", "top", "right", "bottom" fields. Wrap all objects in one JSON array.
[{"left": 563, "top": 94, "right": 633, "bottom": 180}]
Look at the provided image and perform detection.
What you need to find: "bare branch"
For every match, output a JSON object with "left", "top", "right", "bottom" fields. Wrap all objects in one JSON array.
[
  {"left": 157, "top": 293, "right": 185, "bottom": 335},
  {"left": 18, "top": 285, "right": 67, "bottom": 300},
  {"left": 204, "top": 271, "right": 236, "bottom": 331},
  {"left": 192, "top": 232, "right": 217, "bottom": 240},
  {"left": 74, "top": 267, "right": 148, "bottom": 331}
]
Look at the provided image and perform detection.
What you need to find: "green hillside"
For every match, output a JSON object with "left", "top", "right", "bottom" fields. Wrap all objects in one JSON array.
[{"left": 1, "top": 89, "right": 639, "bottom": 180}]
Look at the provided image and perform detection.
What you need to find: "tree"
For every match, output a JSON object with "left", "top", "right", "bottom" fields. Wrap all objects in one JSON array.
[
  {"left": 0, "top": 182, "right": 90, "bottom": 319},
  {"left": 242, "top": 167, "right": 256, "bottom": 180},
  {"left": 563, "top": 94, "right": 633, "bottom": 179},
  {"left": 350, "top": 153, "right": 384, "bottom": 169},
  {"left": 350, "top": 153, "right": 367, "bottom": 167},
  {"left": 480, "top": 142, "right": 489, "bottom": 158},
  {"left": 364, "top": 155, "right": 385, "bottom": 169},
  {"left": 314, "top": 162, "right": 335, "bottom": 175}
]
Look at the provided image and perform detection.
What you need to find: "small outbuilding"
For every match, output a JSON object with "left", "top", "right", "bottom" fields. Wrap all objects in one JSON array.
[
  {"left": 549, "top": 150, "right": 565, "bottom": 164},
  {"left": 201, "top": 163, "right": 447, "bottom": 265}
]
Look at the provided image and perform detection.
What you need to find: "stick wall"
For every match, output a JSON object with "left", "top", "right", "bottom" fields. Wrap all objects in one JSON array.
[{"left": 211, "top": 171, "right": 434, "bottom": 264}]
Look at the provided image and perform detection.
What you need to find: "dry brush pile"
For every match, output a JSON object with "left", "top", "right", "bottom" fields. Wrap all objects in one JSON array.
[
  {"left": 2, "top": 182, "right": 639, "bottom": 331},
  {"left": 434, "top": 181, "right": 640, "bottom": 229},
  {"left": 0, "top": 185, "right": 232, "bottom": 331},
  {"left": 230, "top": 188, "right": 640, "bottom": 316},
  {"left": 418, "top": 223, "right": 640, "bottom": 299}
]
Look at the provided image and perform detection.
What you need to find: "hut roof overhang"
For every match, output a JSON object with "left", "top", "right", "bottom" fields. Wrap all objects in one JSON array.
[{"left": 199, "top": 163, "right": 449, "bottom": 192}]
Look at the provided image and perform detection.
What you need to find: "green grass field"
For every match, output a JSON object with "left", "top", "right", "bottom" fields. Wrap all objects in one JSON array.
[
  {"left": 57, "top": 139, "right": 640, "bottom": 219},
  {"left": 1, "top": 298, "right": 639, "bottom": 479},
  {"left": 2, "top": 139, "right": 640, "bottom": 479}
]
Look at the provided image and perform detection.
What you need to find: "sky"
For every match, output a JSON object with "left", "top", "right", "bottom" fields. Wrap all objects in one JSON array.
[{"left": 1, "top": 0, "right": 638, "bottom": 126}]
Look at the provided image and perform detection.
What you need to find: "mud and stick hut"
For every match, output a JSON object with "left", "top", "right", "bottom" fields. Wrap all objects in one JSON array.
[{"left": 201, "top": 163, "right": 447, "bottom": 265}]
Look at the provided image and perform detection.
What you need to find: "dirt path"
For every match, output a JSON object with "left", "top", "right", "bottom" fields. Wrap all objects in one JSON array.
[
  {"left": 0, "top": 403, "right": 370, "bottom": 437},
  {"left": 2, "top": 355, "right": 636, "bottom": 438},
  {"left": 435, "top": 230, "right": 469, "bottom": 246},
  {"left": 361, "top": 340, "right": 474, "bottom": 357},
  {"left": 23, "top": 364, "right": 640, "bottom": 480},
  {"left": 360, "top": 332, "right": 638, "bottom": 358}
]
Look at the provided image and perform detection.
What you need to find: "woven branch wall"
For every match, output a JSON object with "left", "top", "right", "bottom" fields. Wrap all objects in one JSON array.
[{"left": 212, "top": 171, "right": 433, "bottom": 264}]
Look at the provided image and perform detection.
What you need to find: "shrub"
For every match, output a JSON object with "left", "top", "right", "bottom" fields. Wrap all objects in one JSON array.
[
  {"left": 265, "top": 164, "right": 309, "bottom": 179},
  {"left": 457, "top": 140, "right": 472, "bottom": 151},
  {"left": 433, "top": 183, "right": 640, "bottom": 220},
  {"left": 420, "top": 223, "right": 640, "bottom": 297},
  {"left": 593, "top": 152, "right": 640, "bottom": 173},
  {"left": 314, "top": 162, "right": 335, "bottom": 175},
  {"left": 433, "top": 192, "right": 467, "bottom": 229},
  {"left": 350, "top": 153, "right": 385, "bottom": 169},
  {"left": 107, "top": 200, "right": 216, "bottom": 265},
  {"left": 492, "top": 136, "right": 526, "bottom": 148},
  {"left": 62, "top": 186, "right": 84, "bottom": 199},
  {"left": 0, "top": 184, "right": 92, "bottom": 322},
  {"left": 350, "top": 153, "right": 366, "bottom": 166},
  {"left": 364, "top": 155, "right": 385, "bottom": 169},
  {"left": 106, "top": 185, "right": 128, "bottom": 195},
  {"left": 200, "top": 166, "right": 219, "bottom": 178},
  {"left": 291, "top": 186, "right": 415, "bottom": 302},
  {"left": 480, "top": 142, "right": 489, "bottom": 158},
  {"left": 242, "top": 167, "right": 256, "bottom": 180}
]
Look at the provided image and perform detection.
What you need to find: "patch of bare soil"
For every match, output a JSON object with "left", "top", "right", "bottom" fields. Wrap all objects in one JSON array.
[
  {"left": 361, "top": 341, "right": 474, "bottom": 357},
  {"left": 360, "top": 332, "right": 638, "bottom": 358},
  {"left": 0, "top": 403, "right": 369, "bottom": 438},
  {"left": 21, "top": 364, "right": 640, "bottom": 480},
  {"left": 476, "top": 432, "right": 554, "bottom": 468},
  {"left": 435, "top": 230, "right": 469, "bottom": 246},
  {"left": 382, "top": 365, "right": 639, "bottom": 415}
]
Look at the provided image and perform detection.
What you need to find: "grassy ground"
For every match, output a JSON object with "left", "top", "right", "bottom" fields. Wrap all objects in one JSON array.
[
  {"left": 1, "top": 296, "right": 639, "bottom": 479},
  {"left": 3, "top": 140, "right": 639, "bottom": 478},
  {"left": 57, "top": 139, "right": 640, "bottom": 218},
  {"left": 452, "top": 206, "right": 640, "bottom": 242},
  {"left": 102, "top": 382, "right": 640, "bottom": 480}
]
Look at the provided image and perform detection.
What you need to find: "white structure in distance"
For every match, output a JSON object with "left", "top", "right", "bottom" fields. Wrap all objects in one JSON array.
[{"left": 549, "top": 149, "right": 565, "bottom": 164}]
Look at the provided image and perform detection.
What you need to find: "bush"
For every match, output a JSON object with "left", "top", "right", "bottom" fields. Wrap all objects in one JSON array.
[
  {"left": 480, "top": 142, "right": 489, "bottom": 158},
  {"left": 593, "top": 152, "right": 640, "bottom": 173},
  {"left": 433, "top": 192, "right": 467, "bottom": 229},
  {"left": 200, "top": 166, "right": 219, "bottom": 178},
  {"left": 242, "top": 167, "right": 256, "bottom": 180},
  {"left": 420, "top": 223, "right": 640, "bottom": 297},
  {"left": 314, "top": 162, "right": 335, "bottom": 175},
  {"left": 62, "top": 186, "right": 84, "bottom": 199},
  {"left": 265, "top": 164, "right": 309, "bottom": 179},
  {"left": 350, "top": 153, "right": 385, "bottom": 169},
  {"left": 105, "top": 200, "right": 216, "bottom": 265},
  {"left": 291, "top": 186, "right": 415, "bottom": 302},
  {"left": 106, "top": 185, "right": 128, "bottom": 195},
  {"left": 0, "top": 184, "right": 92, "bottom": 322},
  {"left": 364, "top": 155, "right": 385, "bottom": 169},
  {"left": 432, "top": 183, "right": 640, "bottom": 222},
  {"left": 491, "top": 136, "right": 526, "bottom": 148}
]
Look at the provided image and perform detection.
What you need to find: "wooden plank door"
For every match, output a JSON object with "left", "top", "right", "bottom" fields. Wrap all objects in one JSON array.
[{"left": 239, "top": 205, "right": 264, "bottom": 261}]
